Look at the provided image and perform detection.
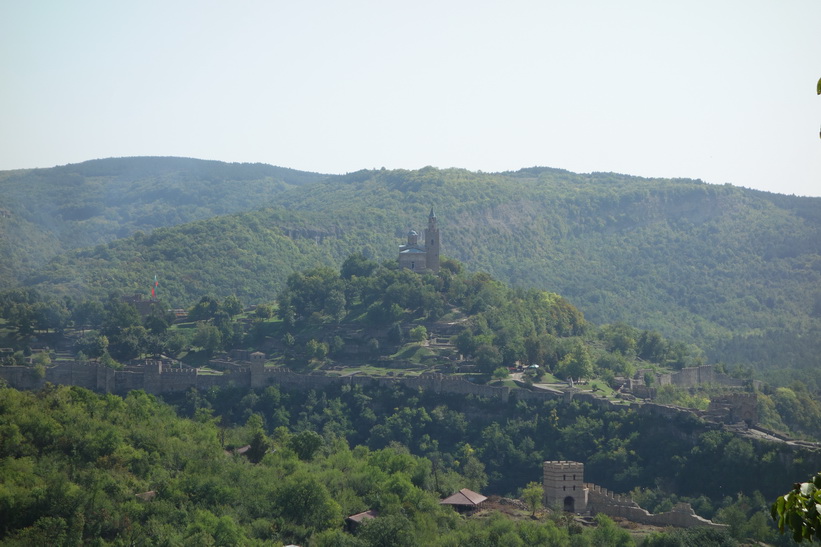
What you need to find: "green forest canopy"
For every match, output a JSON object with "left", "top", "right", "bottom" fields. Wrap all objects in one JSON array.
[{"left": 0, "top": 379, "right": 799, "bottom": 545}]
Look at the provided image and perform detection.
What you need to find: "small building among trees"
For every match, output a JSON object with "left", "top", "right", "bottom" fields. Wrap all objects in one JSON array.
[
  {"left": 345, "top": 510, "right": 378, "bottom": 532},
  {"left": 440, "top": 488, "right": 487, "bottom": 513}
]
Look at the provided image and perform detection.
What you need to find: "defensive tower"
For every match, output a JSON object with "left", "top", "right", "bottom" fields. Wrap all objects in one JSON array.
[{"left": 543, "top": 461, "right": 588, "bottom": 513}]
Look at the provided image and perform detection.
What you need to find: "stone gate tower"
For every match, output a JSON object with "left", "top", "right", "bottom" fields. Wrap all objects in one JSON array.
[{"left": 543, "top": 461, "right": 588, "bottom": 513}]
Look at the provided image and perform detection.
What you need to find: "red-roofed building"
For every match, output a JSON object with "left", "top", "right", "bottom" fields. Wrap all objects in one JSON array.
[
  {"left": 346, "top": 510, "right": 378, "bottom": 532},
  {"left": 440, "top": 488, "right": 487, "bottom": 512}
]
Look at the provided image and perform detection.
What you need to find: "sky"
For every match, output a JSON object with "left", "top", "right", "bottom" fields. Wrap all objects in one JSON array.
[{"left": 1, "top": 1, "right": 820, "bottom": 196}]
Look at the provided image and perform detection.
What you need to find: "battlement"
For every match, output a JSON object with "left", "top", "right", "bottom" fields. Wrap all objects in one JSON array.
[
  {"left": 585, "top": 483, "right": 632, "bottom": 505},
  {"left": 161, "top": 367, "right": 198, "bottom": 375},
  {"left": 544, "top": 461, "right": 584, "bottom": 471},
  {"left": 262, "top": 366, "right": 292, "bottom": 373}
]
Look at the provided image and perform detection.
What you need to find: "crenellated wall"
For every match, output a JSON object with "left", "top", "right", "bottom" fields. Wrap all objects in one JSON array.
[{"left": 586, "top": 483, "right": 727, "bottom": 529}]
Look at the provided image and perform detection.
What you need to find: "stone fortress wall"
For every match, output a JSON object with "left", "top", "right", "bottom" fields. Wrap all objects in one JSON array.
[
  {"left": 0, "top": 359, "right": 514, "bottom": 400},
  {"left": 586, "top": 482, "right": 726, "bottom": 529},
  {"left": 0, "top": 360, "right": 760, "bottom": 427},
  {"left": 630, "top": 364, "right": 758, "bottom": 399},
  {"left": 543, "top": 461, "right": 728, "bottom": 529}
]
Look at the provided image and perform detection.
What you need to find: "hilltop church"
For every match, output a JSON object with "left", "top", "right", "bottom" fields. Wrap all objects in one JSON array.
[{"left": 398, "top": 209, "right": 440, "bottom": 274}]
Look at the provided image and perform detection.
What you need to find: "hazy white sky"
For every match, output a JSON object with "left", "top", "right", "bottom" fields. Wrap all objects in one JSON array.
[{"left": 2, "top": 1, "right": 820, "bottom": 196}]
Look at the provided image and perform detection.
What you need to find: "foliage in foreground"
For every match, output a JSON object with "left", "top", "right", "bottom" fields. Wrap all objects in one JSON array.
[{"left": 773, "top": 472, "right": 821, "bottom": 543}]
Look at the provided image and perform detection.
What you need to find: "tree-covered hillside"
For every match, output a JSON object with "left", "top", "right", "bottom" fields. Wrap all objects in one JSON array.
[
  {"left": 0, "top": 157, "right": 331, "bottom": 288},
  {"left": 8, "top": 253, "right": 821, "bottom": 439},
  {"left": 2, "top": 257, "right": 818, "bottom": 543},
  {"left": 0, "top": 379, "right": 801, "bottom": 545},
  {"left": 273, "top": 167, "right": 821, "bottom": 382},
  {"left": 5, "top": 162, "right": 821, "bottom": 383}
]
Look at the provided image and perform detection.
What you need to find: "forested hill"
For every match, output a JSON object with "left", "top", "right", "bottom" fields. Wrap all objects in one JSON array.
[
  {"left": 7, "top": 162, "right": 821, "bottom": 382},
  {"left": 271, "top": 167, "right": 821, "bottom": 380},
  {"left": 0, "top": 156, "right": 332, "bottom": 288}
]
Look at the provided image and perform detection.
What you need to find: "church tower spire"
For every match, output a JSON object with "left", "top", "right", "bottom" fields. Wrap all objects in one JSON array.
[{"left": 425, "top": 207, "right": 440, "bottom": 273}]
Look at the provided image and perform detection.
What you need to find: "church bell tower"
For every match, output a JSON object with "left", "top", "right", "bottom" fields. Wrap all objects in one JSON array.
[{"left": 425, "top": 208, "right": 440, "bottom": 273}]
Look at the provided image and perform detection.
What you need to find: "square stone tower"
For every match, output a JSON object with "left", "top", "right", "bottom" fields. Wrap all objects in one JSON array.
[{"left": 543, "top": 461, "right": 588, "bottom": 513}]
